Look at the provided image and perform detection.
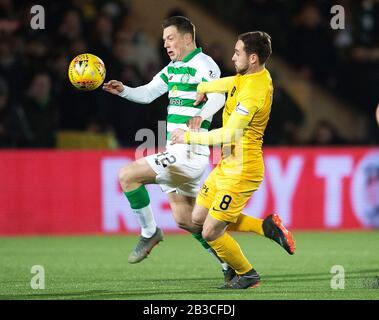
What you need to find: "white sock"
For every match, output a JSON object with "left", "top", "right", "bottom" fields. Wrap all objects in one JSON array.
[
  {"left": 132, "top": 204, "right": 157, "bottom": 238},
  {"left": 221, "top": 262, "right": 229, "bottom": 271}
]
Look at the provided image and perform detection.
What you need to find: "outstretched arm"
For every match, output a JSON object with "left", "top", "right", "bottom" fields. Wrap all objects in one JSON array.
[
  {"left": 184, "top": 105, "right": 257, "bottom": 145},
  {"left": 197, "top": 76, "right": 235, "bottom": 94},
  {"left": 103, "top": 73, "right": 168, "bottom": 104},
  {"left": 186, "top": 76, "right": 235, "bottom": 129}
]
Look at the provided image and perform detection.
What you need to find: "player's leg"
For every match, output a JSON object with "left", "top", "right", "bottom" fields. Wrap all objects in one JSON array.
[
  {"left": 261, "top": 213, "right": 296, "bottom": 255},
  {"left": 226, "top": 195, "right": 295, "bottom": 254},
  {"left": 202, "top": 184, "right": 262, "bottom": 289},
  {"left": 168, "top": 192, "right": 231, "bottom": 277},
  {"left": 167, "top": 192, "right": 201, "bottom": 233},
  {"left": 119, "top": 157, "right": 163, "bottom": 263},
  {"left": 228, "top": 212, "right": 295, "bottom": 254},
  {"left": 189, "top": 172, "right": 236, "bottom": 280},
  {"left": 227, "top": 213, "right": 264, "bottom": 235},
  {"left": 161, "top": 151, "right": 235, "bottom": 280},
  {"left": 202, "top": 213, "right": 260, "bottom": 289}
]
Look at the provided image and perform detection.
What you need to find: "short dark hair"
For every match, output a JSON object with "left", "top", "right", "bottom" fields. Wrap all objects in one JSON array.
[
  {"left": 238, "top": 31, "right": 272, "bottom": 65},
  {"left": 162, "top": 16, "right": 195, "bottom": 42}
]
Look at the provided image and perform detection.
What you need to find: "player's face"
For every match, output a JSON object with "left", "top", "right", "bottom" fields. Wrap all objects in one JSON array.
[
  {"left": 163, "top": 26, "right": 187, "bottom": 62},
  {"left": 232, "top": 40, "right": 250, "bottom": 75}
]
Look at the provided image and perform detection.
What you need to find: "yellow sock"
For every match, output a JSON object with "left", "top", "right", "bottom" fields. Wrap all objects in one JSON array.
[
  {"left": 208, "top": 232, "right": 252, "bottom": 275},
  {"left": 227, "top": 213, "right": 264, "bottom": 235}
]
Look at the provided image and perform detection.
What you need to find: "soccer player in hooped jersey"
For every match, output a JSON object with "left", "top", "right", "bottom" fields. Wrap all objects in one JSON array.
[
  {"left": 103, "top": 16, "right": 231, "bottom": 274},
  {"left": 171, "top": 31, "right": 296, "bottom": 289}
]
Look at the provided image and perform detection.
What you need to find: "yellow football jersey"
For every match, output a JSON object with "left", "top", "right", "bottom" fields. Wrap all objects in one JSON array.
[{"left": 184, "top": 68, "right": 273, "bottom": 182}]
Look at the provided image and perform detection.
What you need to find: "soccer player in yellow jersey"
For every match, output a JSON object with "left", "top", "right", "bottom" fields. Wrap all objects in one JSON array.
[{"left": 171, "top": 31, "right": 296, "bottom": 289}]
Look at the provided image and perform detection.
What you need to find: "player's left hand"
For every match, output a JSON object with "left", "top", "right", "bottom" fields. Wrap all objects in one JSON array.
[{"left": 170, "top": 129, "right": 186, "bottom": 144}]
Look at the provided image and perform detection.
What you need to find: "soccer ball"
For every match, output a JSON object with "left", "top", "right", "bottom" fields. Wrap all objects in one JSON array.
[{"left": 68, "top": 53, "right": 106, "bottom": 91}]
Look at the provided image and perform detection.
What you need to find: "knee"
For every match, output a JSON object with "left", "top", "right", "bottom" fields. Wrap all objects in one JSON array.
[
  {"left": 118, "top": 164, "right": 134, "bottom": 189},
  {"left": 202, "top": 227, "right": 217, "bottom": 242}
]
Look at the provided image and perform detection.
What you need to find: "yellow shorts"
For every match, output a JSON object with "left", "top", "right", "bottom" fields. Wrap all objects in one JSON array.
[{"left": 196, "top": 164, "right": 262, "bottom": 223}]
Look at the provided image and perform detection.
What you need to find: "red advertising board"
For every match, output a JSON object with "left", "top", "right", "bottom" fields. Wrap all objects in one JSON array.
[{"left": 0, "top": 148, "right": 378, "bottom": 235}]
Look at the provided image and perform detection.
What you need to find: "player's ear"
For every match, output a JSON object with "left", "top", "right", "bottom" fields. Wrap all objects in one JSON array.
[
  {"left": 250, "top": 53, "right": 259, "bottom": 65},
  {"left": 184, "top": 33, "right": 192, "bottom": 45}
]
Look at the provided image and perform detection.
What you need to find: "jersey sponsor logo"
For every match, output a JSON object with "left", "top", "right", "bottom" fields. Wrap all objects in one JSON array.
[
  {"left": 169, "top": 98, "right": 183, "bottom": 106},
  {"left": 235, "top": 102, "right": 249, "bottom": 116},
  {"left": 230, "top": 86, "right": 236, "bottom": 97},
  {"left": 201, "top": 184, "right": 209, "bottom": 194}
]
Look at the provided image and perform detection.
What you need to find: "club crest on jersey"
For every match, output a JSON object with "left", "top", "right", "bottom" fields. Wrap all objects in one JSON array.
[
  {"left": 180, "top": 73, "right": 190, "bottom": 84},
  {"left": 235, "top": 102, "right": 249, "bottom": 116}
]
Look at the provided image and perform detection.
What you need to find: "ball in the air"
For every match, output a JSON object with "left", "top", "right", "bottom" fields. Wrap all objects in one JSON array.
[{"left": 68, "top": 53, "right": 106, "bottom": 91}]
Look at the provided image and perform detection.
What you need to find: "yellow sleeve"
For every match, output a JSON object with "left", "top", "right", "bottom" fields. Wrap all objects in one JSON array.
[
  {"left": 197, "top": 76, "right": 235, "bottom": 94},
  {"left": 184, "top": 81, "right": 269, "bottom": 145},
  {"left": 184, "top": 105, "right": 259, "bottom": 145}
]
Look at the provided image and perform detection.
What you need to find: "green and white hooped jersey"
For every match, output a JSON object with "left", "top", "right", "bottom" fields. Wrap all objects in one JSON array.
[
  {"left": 118, "top": 47, "right": 221, "bottom": 156},
  {"left": 155, "top": 48, "right": 221, "bottom": 154}
]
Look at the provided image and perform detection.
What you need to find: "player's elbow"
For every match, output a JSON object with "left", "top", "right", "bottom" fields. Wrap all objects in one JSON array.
[
  {"left": 139, "top": 95, "right": 155, "bottom": 104},
  {"left": 141, "top": 87, "right": 160, "bottom": 104}
]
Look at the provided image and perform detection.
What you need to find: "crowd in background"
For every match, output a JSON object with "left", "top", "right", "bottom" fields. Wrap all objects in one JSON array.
[
  {"left": 0, "top": 0, "right": 163, "bottom": 148},
  {"left": 199, "top": 0, "right": 379, "bottom": 144},
  {"left": 0, "top": 0, "right": 378, "bottom": 148}
]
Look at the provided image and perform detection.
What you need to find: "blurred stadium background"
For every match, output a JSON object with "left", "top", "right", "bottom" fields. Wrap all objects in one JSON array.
[{"left": 0, "top": 0, "right": 378, "bottom": 300}]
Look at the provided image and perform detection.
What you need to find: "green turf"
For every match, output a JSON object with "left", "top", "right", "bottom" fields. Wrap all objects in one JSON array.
[{"left": 0, "top": 232, "right": 378, "bottom": 300}]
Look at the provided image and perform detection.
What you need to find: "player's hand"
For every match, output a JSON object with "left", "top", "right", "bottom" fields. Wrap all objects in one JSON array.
[
  {"left": 102, "top": 80, "right": 124, "bottom": 95},
  {"left": 187, "top": 116, "right": 203, "bottom": 130},
  {"left": 193, "top": 92, "right": 207, "bottom": 106},
  {"left": 170, "top": 129, "right": 186, "bottom": 145}
]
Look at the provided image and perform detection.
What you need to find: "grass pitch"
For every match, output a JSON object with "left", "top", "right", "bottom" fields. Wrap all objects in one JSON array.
[{"left": 0, "top": 232, "right": 378, "bottom": 300}]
